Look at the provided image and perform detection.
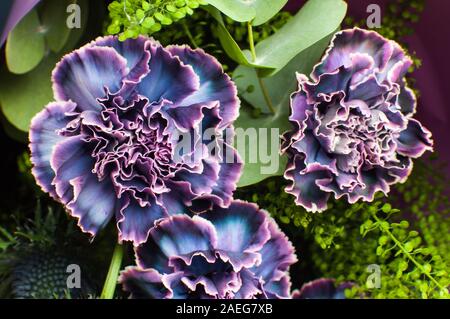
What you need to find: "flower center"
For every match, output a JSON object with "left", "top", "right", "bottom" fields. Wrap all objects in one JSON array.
[{"left": 319, "top": 99, "right": 398, "bottom": 173}]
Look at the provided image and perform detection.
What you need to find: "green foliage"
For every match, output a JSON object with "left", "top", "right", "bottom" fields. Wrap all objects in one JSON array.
[
  {"left": 245, "top": 0, "right": 347, "bottom": 77},
  {"left": 225, "top": 12, "right": 293, "bottom": 46},
  {"left": 0, "top": 0, "right": 91, "bottom": 134},
  {"left": 106, "top": 0, "right": 207, "bottom": 41},
  {"left": 5, "top": 9, "right": 46, "bottom": 75},
  {"left": 150, "top": 9, "right": 293, "bottom": 72},
  {"left": 204, "top": 0, "right": 288, "bottom": 26},
  {"left": 233, "top": 35, "right": 333, "bottom": 187},
  {"left": 236, "top": 157, "right": 450, "bottom": 299},
  {"left": 0, "top": 54, "right": 58, "bottom": 132},
  {"left": 209, "top": 0, "right": 347, "bottom": 77},
  {"left": 0, "top": 201, "right": 101, "bottom": 298},
  {"left": 344, "top": 0, "right": 425, "bottom": 42}
]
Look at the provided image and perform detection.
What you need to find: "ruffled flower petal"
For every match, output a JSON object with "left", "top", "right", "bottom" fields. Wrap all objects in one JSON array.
[
  {"left": 137, "top": 43, "right": 199, "bottom": 105},
  {"left": 396, "top": 119, "right": 433, "bottom": 158},
  {"left": 121, "top": 201, "right": 297, "bottom": 299},
  {"left": 117, "top": 195, "right": 169, "bottom": 245},
  {"left": 52, "top": 46, "right": 128, "bottom": 112},
  {"left": 29, "top": 101, "right": 77, "bottom": 199},
  {"left": 29, "top": 35, "right": 241, "bottom": 243},
  {"left": 167, "top": 45, "right": 239, "bottom": 128},
  {"left": 282, "top": 28, "right": 433, "bottom": 211}
]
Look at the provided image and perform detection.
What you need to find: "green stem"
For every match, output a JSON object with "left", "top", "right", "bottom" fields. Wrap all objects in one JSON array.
[
  {"left": 182, "top": 21, "right": 198, "bottom": 48},
  {"left": 257, "top": 75, "right": 276, "bottom": 115},
  {"left": 100, "top": 243, "right": 124, "bottom": 299},
  {"left": 371, "top": 212, "right": 446, "bottom": 292},
  {"left": 247, "top": 21, "right": 275, "bottom": 115},
  {"left": 247, "top": 21, "right": 257, "bottom": 62}
]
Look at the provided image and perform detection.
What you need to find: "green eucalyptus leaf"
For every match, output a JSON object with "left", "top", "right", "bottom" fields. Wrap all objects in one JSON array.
[
  {"left": 41, "top": 0, "right": 75, "bottom": 52},
  {"left": 204, "top": 0, "right": 255, "bottom": 23},
  {"left": 0, "top": 54, "right": 59, "bottom": 132},
  {"left": 207, "top": 6, "right": 274, "bottom": 71},
  {"left": 233, "top": 34, "right": 333, "bottom": 187},
  {"left": 205, "top": 0, "right": 288, "bottom": 25},
  {"left": 5, "top": 9, "right": 46, "bottom": 74},
  {"left": 251, "top": 0, "right": 289, "bottom": 26},
  {"left": 207, "top": 6, "right": 251, "bottom": 66},
  {"left": 234, "top": 101, "right": 289, "bottom": 187},
  {"left": 253, "top": 0, "right": 346, "bottom": 76}
]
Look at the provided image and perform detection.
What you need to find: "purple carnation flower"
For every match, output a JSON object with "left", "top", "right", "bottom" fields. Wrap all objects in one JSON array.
[
  {"left": 29, "top": 36, "right": 242, "bottom": 244},
  {"left": 282, "top": 28, "right": 433, "bottom": 212},
  {"left": 292, "top": 278, "right": 352, "bottom": 299},
  {"left": 119, "top": 201, "right": 297, "bottom": 299}
]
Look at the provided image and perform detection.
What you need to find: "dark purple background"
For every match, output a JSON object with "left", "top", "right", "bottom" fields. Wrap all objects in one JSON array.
[{"left": 286, "top": 0, "right": 450, "bottom": 176}]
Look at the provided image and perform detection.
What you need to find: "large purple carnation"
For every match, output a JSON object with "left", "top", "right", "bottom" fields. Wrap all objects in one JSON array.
[
  {"left": 282, "top": 28, "right": 433, "bottom": 212},
  {"left": 29, "top": 36, "right": 242, "bottom": 244},
  {"left": 119, "top": 201, "right": 297, "bottom": 299}
]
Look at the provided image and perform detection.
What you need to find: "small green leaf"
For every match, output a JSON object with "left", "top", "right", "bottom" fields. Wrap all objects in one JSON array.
[
  {"left": 381, "top": 203, "right": 392, "bottom": 213},
  {"left": 404, "top": 242, "right": 414, "bottom": 253},
  {"left": 5, "top": 9, "right": 46, "bottom": 74}
]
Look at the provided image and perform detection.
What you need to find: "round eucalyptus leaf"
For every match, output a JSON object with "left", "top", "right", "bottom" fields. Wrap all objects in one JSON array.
[
  {"left": 5, "top": 9, "right": 46, "bottom": 74},
  {"left": 0, "top": 54, "right": 58, "bottom": 132}
]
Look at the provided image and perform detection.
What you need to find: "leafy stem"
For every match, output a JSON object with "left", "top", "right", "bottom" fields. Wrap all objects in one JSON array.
[
  {"left": 247, "top": 21, "right": 275, "bottom": 115},
  {"left": 371, "top": 212, "right": 446, "bottom": 293},
  {"left": 100, "top": 243, "right": 124, "bottom": 299},
  {"left": 247, "top": 21, "right": 257, "bottom": 61}
]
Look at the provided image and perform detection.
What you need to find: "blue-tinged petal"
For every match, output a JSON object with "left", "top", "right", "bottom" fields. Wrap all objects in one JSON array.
[
  {"left": 284, "top": 157, "right": 333, "bottom": 212},
  {"left": 29, "top": 101, "right": 77, "bottom": 200},
  {"left": 137, "top": 43, "right": 199, "bottom": 104},
  {"left": 50, "top": 136, "right": 94, "bottom": 204},
  {"left": 397, "top": 84, "right": 416, "bottom": 116},
  {"left": 290, "top": 131, "right": 337, "bottom": 173},
  {"left": 167, "top": 45, "right": 239, "bottom": 128},
  {"left": 313, "top": 28, "right": 393, "bottom": 79},
  {"left": 396, "top": 119, "right": 433, "bottom": 158},
  {"left": 136, "top": 215, "right": 217, "bottom": 265},
  {"left": 92, "top": 35, "right": 151, "bottom": 83},
  {"left": 117, "top": 194, "right": 169, "bottom": 245},
  {"left": 251, "top": 219, "right": 297, "bottom": 284},
  {"left": 326, "top": 168, "right": 390, "bottom": 204},
  {"left": 66, "top": 172, "right": 117, "bottom": 237},
  {"left": 160, "top": 180, "right": 194, "bottom": 216},
  {"left": 264, "top": 275, "right": 291, "bottom": 299},
  {"left": 52, "top": 46, "right": 128, "bottom": 112},
  {"left": 174, "top": 159, "right": 219, "bottom": 195},
  {"left": 119, "top": 267, "right": 170, "bottom": 299},
  {"left": 210, "top": 143, "right": 243, "bottom": 207},
  {"left": 232, "top": 269, "right": 263, "bottom": 299},
  {"left": 162, "top": 102, "right": 208, "bottom": 132},
  {"left": 203, "top": 201, "right": 270, "bottom": 254}
]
